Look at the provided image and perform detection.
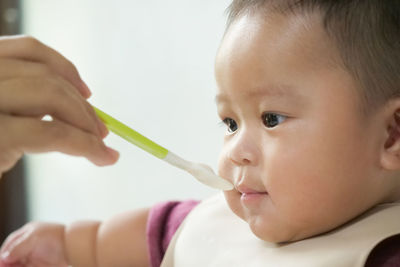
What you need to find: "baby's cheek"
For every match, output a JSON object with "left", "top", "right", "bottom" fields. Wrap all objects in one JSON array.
[
  {"left": 223, "top": 190, "right": 244, "bottom": 219},
  {"left": 217, "top": 150, "right": 233, "bottom": 179},
  {"left": 265, "top": 157, "right": 323, "bottom": 221},
  {"left": 269, "top": 170, "right": 343, "bottom": 237}
]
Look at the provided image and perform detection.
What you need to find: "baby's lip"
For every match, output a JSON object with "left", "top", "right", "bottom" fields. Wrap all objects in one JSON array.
[{"left": 235, "top": 184, "right": 267, "bottom": 195}]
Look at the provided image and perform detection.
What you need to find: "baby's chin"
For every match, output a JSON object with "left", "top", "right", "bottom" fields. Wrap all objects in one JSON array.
[
  {"left": 245, "top": 211, "right": 349, "bottom": 244},
  {"left": 223, "top": 192, "right": 326, "bottom": 243},
  {"left": 244, "top": 207, "right": 344, "bottom": 243},
  {"left": 248, "top": 220, "right": 313, "bottom": 243}
]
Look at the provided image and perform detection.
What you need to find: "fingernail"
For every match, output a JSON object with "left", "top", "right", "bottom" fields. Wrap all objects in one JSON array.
[
  {"left": 106, "top": 147, "right": 120, "bottom": 161},
  {"left": 80, "top": 81, "right": 92, "bottom": 98}
]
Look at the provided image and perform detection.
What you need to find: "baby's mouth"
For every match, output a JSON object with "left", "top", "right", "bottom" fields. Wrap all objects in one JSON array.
[
  {"left": 240, "top": 191, "right": 268, "bottom": 207},
  {"left": 235, "top": 184, "right": 268, "bottom": 206},
  {"left": 235, "top": 181, "right": 267, "bottom": 194}
]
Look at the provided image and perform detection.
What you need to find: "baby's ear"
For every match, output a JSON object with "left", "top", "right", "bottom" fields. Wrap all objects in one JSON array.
[{"left": 380, "top": 99, "right": 400, "bottom": 170}]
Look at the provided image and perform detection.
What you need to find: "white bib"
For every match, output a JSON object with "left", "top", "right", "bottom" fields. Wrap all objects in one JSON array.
[{"left": 161, "top": 193, "right": 400, "bottom": 267}]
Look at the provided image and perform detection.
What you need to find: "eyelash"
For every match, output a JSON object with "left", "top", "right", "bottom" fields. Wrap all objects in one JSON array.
[
  {"left": 262, "top": 112, "right": 287, "bottom": 128},
  {"left": 221, "top": 113, "right": 287, "bottom": 134},
  {"left": 221, "top": 118, "right": 238, "bottom": 134}
]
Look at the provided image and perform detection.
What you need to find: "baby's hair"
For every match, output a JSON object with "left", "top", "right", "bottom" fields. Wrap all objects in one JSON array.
[{"left": 226, "top": 0, "right": 400, "bottom": 114}]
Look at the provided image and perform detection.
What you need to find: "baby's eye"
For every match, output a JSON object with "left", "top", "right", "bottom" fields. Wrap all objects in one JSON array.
[
  {"left": 222, "top": 118, "right": 238, "bottom": 133},
  {"left": 262, "top": 112, "right": 287, "bottom": 128}
]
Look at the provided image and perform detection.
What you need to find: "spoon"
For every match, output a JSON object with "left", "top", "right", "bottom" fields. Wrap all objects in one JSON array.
[{"left": 93, "top": 106, "right": 234, "bottom": 190}]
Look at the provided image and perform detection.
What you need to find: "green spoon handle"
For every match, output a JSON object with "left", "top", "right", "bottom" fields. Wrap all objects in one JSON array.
[{"left": 93, "top": 106, "right": 169, "bottom": 159}]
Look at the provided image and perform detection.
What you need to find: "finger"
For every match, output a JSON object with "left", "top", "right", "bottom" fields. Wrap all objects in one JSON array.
[
  {"left": 0, "top": 76, "right": 103, "bottom": 137},
  {"left": 0, "top": 227, "right": 34, "bottom": 264},
  {"left": 0, "top": 59, "right": 108, "bottom": 137},
  {"left": 89, "top": 106, "right": 109, "bottom": 139},
  {"left": 1, "top": 227, "right": 29, "bottom": 255},
  {"left": 0, "top": 35, "right": 91, "bottom": 98},
  {"left": 0, "top": 115, "right": 119, "bottom": 166},
  {"left": 0, "top": 58, "right": 50, "bottom": 80}
]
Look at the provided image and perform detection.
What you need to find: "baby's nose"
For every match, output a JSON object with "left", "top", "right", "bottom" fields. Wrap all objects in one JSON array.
[{"left": 227, "top": 130, "right": 259, "bottom": 166}]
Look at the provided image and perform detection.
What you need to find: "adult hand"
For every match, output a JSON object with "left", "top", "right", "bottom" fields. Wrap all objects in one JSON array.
[{"left": 0, "top": 35, "right": 119, "bottom": 177}]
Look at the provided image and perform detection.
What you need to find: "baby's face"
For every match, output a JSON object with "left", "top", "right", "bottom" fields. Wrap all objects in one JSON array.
[{"left": 216, "top": 12, "right": 384, "bottom": 242}]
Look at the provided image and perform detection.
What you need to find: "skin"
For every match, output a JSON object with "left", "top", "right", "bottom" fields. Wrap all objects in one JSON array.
[
  {"left": 216, "top": 11, "right": 400, "bottom": 243},
  {"left": 2, "top": 9, "right": 400, "bottom": 267},
  {"left": 0, "top": 209, "right": 150, "bottom": 267},
  {"left": 0, "top": 35, "right": 119, "bottom": 176},
  {"left": 0, "top": 36, "right": 148, "bottom": 267}
]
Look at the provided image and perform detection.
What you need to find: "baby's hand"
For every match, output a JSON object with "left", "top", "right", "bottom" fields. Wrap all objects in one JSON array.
[
  {"left": 0, "top": 222, "right": 68, "bottom": 267},
  {"left": 0, "top": 35, "right": 119, "bottom": 177}
]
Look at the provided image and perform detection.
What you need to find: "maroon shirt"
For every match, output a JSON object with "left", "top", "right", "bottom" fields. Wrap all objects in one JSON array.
[{"left": 146, "top": 201, "right": 400, "bottom": 267}]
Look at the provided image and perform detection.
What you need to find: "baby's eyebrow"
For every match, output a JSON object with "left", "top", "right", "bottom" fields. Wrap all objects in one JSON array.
[
  {"left": 247, "top": 85, "right": 300, "bottom": 99},
  {"left": 216, "top": 84, "right": 303, "bottom": 103}
]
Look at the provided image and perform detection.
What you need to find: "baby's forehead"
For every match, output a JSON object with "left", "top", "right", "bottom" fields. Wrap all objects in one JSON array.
[
  {"left": 215, "top": 10, "right": 360, "bottom": 109},
  {"left": 220, "top": 10, "right": 343, "bottom": 73}
]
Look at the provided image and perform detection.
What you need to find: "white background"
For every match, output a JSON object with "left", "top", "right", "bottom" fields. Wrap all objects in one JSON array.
[{"left": 22, "top": 0, "right": 231, "bottom": 223}]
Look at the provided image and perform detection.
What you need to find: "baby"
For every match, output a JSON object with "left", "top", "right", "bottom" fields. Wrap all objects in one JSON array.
[{"left": 1, "top": 0, "right": 400, "bottom": 266}]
